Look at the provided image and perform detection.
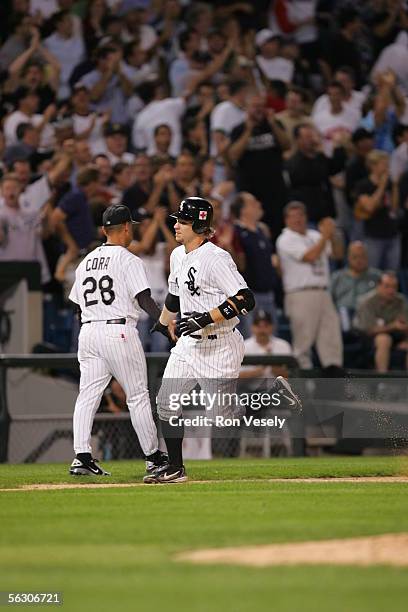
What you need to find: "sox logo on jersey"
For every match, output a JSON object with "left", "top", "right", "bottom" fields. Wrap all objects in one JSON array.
[{"left": 69, "top": 243, "right": 159, "bottom": 457}]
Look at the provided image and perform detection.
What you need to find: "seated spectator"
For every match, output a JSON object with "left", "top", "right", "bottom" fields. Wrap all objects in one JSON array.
[
  {"left": 240, "top": 310, "right": 292, "bottom": 383},
  {"left": 229, "top": 91, "right": 289, "bottom": 232},
  {"left": 354, "top": 271, "right": 408, "bottom": 372},
  {"left": 324, "top": 7, "right": 363, "bottom": 88},
  {"left": 276, "top": 201, "right": 344, "bottom": 369},
  {"left": 276, "top": 86, "right": 312, "bottom": 158},
  {"left": 312, "top": 80, "right": 360, "bottom": 157},
  {"left": 79, "top": 46, "right": 133, "bottom": 124},
  {"left": 354, "top": 149, "right": 401, "bottom": 270},
  {"left": 285, "top": 124, "right": 345, "bottom": 224},
  {"left": 254, "top": 30, "right": 294, "bottom": 84},
  {"left": 44, "top": 10, "right": 85, "bottom": 100},
  {"left": 100, "top": 123, "right": 135, "bottom": 166},
  {"left": 3, "top": 86, "right": 56, "bottom": 150},
  {"left": 331, "top": 241, "right": 381, "bottom": 323},
  {"left": 231, "top": 192, "right": 279, "bottom": 338}
]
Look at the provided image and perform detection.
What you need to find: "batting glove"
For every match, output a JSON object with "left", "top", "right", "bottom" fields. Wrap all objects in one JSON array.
[
  {"left": 176, "top": 311, "right": 213, "bottom": 336},
  {"left": 150, "top": 320, "right": 171, "bottom": 340}
]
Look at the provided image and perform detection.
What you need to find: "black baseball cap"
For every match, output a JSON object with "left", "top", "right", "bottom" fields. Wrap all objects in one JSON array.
[
  {"left": 102, "top": 204, "right": 139, "bottom": 227},
  {"left": 104, "top": 122, "right": 128, "bottom": 137},
  {"left": 253, "top": 310, "right": 273, "bottom": 325}
]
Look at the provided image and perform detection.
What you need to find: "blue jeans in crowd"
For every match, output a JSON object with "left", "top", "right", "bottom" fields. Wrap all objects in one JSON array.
[
  {"left": 238, "top": 291, "right": 277, "bottom": 339},
  {"left": 363, "top": 236, "right": 401, "bottom": 270}
]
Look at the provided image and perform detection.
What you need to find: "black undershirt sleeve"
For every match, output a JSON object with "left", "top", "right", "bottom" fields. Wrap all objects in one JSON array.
[{"left": 136, "top": 288, "right": 161, "bottom": 321}]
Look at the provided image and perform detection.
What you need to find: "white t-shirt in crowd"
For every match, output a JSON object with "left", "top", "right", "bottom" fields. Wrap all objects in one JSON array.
[
  {"left": 210, "top": 100, "right": 246, "bottom": 157},
  {"left": 312, "top": 106, "right": 360, "bottom": 156},
  {"left": 256, "top": 56, "right": 294, "bottom": 83},
  {"left": 312, "top": 90, "right": 365, "bottom": 118},
  {"left": 3, "top": 111, "right": 55, "bottom": 151},
  {"left": 132, "top": 97, "right": 185, "bottom": 157},
  {"left": 276, "top": 228, "right": 331, "bottom": 293},
  {"left": 72, "top": 113, "right": 106, "bottom": 156}
]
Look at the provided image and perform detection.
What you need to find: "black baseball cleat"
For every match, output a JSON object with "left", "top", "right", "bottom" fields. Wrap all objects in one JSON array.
[
  {"left": 69, "top": 457, "right": 111, "bottom": 476},
  {"left": 272, "top": 376, "right": 303, "bottom": 415},
  {"left": 143, "top": 465, "right": 187, "bottom": 484},
  {"left": 145, "top": 450, "right": 169, "bottom": 475}
]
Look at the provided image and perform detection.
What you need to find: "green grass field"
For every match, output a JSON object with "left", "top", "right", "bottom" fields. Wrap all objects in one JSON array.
[{"left": 1, "top": 457, "right": 407, "bottom": 612}]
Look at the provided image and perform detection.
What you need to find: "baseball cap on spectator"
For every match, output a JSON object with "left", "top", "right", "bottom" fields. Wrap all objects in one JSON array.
[
  {"left": 253, "top": 310, "right": 273, "bottom": 325},
  {"left": 103, "top": 204, "right": 139, "bottom": 227},
  {"left": 351, "top": 127, "right": 374, "bottom": 144},
  {"left": 255, "top": 29, "right": 281, "bottom": 48},
  {"left": 104, "top": 123, "right": 128, "bottom": 137}
]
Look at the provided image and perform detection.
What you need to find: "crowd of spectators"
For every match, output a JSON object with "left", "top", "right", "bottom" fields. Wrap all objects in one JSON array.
[{"left": 1, "top": 0, "right": 408, "bottom": 372}]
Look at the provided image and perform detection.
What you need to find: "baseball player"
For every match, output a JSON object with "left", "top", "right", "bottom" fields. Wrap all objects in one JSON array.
[
  {"left": 143, "top": 197, "right": 256, "bottom": 484},
  {"left": 68, "top": 204, "right": 168, "bottom": 477}
]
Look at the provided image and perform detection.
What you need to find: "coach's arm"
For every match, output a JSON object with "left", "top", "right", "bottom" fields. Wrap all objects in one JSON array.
[{"left": 150, "top": 292, "right": 179, "bottom": 342}]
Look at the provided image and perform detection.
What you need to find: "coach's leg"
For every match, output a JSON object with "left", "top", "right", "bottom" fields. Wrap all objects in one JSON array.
[
  {"left": 315, "top": 293, "right": 343, "bottom": 368},
  {"left": 285, "top": 292, "right": 320, "bottom": 369},
  {"left": 108, "top": 328, "right": 158, "bottom": 456},
  {"left": 74, "top": 328, "right": 111, "bottom": 454}
]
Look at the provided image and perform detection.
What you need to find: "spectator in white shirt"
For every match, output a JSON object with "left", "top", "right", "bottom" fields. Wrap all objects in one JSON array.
[
  {"left": 71, "top": 84, "right": 109, "bottom": 156},
  {"left": 312, "top": 67, "right": 365, "bottom": 119},
  {"left": 3, "top": 86, "right": 56, "bottom": 150},
  {"left": 132, "top": 80, "right": 186, "bottom": 157},
  {"left": 254, "top": 29, "right": 294, "bottom": 84},
  {"left": 276, "top": 201, "right": 344, "bottom": 369},
  {"left": 99, "top": 123, "right": 135, "bottom": 165},
  {"left": 312, "top": 81, "right": 360, "bottom": 156},
  {"left": 44, "top": 10, "right": 85, "bottom": 100}
]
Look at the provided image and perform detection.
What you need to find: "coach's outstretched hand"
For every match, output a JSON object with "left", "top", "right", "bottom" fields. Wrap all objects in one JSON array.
[
  {"left": 150, "top": 320, "right": 178, "bottom": 343},
  {"left": 176, "top": 311, "right": 213, "bottom": 336}
]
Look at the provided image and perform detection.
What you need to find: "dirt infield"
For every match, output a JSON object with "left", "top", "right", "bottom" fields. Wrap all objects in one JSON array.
[
  {"left": 177, "top": 533, "right": 408, "bottom": 567},
  {"left": 1, "top": 476, "right": 408, "bottom": 492}
]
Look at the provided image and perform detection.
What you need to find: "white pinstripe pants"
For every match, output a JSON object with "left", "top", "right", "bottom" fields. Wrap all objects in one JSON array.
[
  {"left": 73, "top": 322, "right": 158, "bottom": 456},
  {"left": 157, "top": 330, "right": 245, "bottom": 421}
]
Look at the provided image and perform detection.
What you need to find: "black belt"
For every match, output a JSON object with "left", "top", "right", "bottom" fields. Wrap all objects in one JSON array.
[
  {"left": 83, "top": 318, "right": 127, "bottom": 325},
  {"left": 190, "top": 334, "right": 217, "bottom": 340}
]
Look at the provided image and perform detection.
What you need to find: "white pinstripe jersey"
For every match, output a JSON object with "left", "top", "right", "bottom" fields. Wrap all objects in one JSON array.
[
  {"left": 168, "top": 241, "right": 247, "bottom": 334},
  {"left": 69, "top": 244, "right": 150, "bottom": 323}
]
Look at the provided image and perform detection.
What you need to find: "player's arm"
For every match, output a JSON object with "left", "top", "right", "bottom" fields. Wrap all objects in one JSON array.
[{"left": 176, "top": 288, "right": 255, "bottom": 337}]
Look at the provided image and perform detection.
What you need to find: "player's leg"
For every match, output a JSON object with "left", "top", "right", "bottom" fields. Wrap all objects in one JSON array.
[
  {"left": 71, "top": 327, "right": 112, "bottom": 475},
  {"left": 145, "top": 342, "right": 196, "bottom": 483},
  {"left": 105, "top": 327, "right": 160, "bottom": 459}
]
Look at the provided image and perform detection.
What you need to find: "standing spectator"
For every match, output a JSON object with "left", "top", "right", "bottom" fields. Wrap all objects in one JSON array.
[
  {"left": 331, "top": 241, "right": 381, "bottom": 313},
  {"left": 44, "top": 10, "right": 85, "bottom": 100},
  {"left": 169, "top": 29, "right": 201, "bottom": 97},
  {"left": 121, "top": 153, "right": 154, "bottom": 216},
  {"left": 151, "top": 124, "right": 174, "bottom": 165},
  {"left": 312, "top": 67, "right": 366, "bottom": 119},
  {"left": 354, "top": 271, "right": 408, "bottom": 372},
  {"left": 312, "top": 80, "right": 360, "bottom": 157},
  {"left": 51, "top": 165, "right": 99, "bottom": 282},
  {"left": 390, "top": 123, "right": 408, "bottom": 182},
  {"left": 345, "top": 128, "right": 375, "bottom": 209},
  {"left": 100, "top": 123, "right": 135, "bottom": 165},
  {"left": 182, "top": 117, "right": 208, "bottom": 162},
  {"left": 229, "top": 92, "right": 289, "bottom": 231},
  {"left": 371, "top": 31, "right": 408, "bottom": 95},
  {"left": 79, "top": 46, "right": 133, "bottom": 124},
  {"left": 254, "top": 30, "right": 294, "bottom": 84},
  {"left": 0, "top": 13, "right": 34, "bottom": 71},
  {"left": 354, "top": 149, "right": 401, "bottom": 270},
  {"left": 71, "top": 84, "right": 109, "bottom": 156},
  {"left": 276, "top": 201, "right": 344, "bottom": 369},
  {"left": 276, "top": 86, "right": 312, "bottom": 157},
  {"left": 210, "top": 79, "right": 249, "bottom": 182},
  {"left": 209, "top": 196, "right": 245, "bottom": 271},
  {"left": 3, "top": 123, "right": 41, "bottom": 170},
  {"left": 286, "top": 124, "right": 345, "bottom": 223},
  {"left": 325, "top": 7, "right": 363, "bottom": 87},
  {"left": 3, "top": 86, "right": 56, "bottom": 148},
  {"left": 110, "top": 162, "right": 134, "bottom": 203},
  {"left": 122, "top": 40, "right": 156, "bottom": 87},
  {"left": 231, "top": 192, "right": 279, "bottom": 338}
]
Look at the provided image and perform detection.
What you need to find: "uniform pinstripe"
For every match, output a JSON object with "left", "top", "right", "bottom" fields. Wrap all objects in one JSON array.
[
  {"left": 158, "top": 241, "right": 247, "bottom": 421},
  {"left": 69, "top": 244, "right": 158, "bottom": 456}
]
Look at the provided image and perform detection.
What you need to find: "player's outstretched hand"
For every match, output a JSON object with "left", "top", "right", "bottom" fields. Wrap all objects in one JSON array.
[{"left": 176, "top": 311, "right": 212, "bottom": 336}]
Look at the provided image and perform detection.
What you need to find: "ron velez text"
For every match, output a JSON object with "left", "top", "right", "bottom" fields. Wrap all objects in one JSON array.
[{"left": 169, "top": 415, "right": 286, "bottom": 429}]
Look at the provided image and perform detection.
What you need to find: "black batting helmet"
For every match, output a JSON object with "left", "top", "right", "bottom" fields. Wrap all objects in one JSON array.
[{"left": 170, "top": 197, "right": 213, "bottom": 234}]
